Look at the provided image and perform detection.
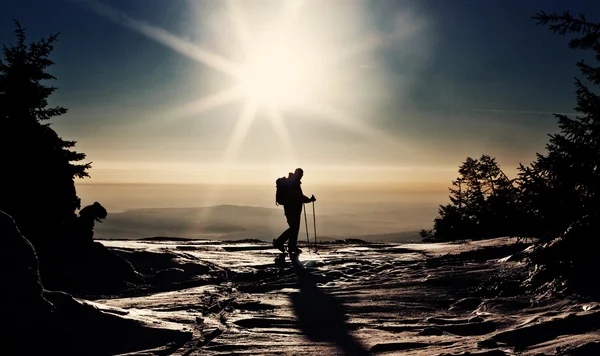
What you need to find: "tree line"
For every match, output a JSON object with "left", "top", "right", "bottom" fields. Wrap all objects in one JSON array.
[{"left": 421, "top": 11, "right": 600, "bottom": 294}]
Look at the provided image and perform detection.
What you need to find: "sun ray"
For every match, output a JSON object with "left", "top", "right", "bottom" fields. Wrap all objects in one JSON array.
[
  {"left": 265, "top": 102, "right": 297, "bottom": 160},
  {"left": 71, "top": 0, "right": 243, "bottom": 78},
  {"left": 226, "top": 0, "right": 252, "bottom": 58},
  {"left": 168, "top": 86, "right": 244, "bottom": 122},
  {"left": 221, "top": 99, "right": 260, "bottom": 164},
  {"left": 304, "top": 104, "right": 409, "bottom": 151},
  {"left": 273, "top": 0, "right": 305, "bottom": 47},
  {"left": 321, "top": 22, "right": 425, "bottom": 69},
  {"left": 198, "top": 99, "right": 259, "bottom": 224},
  {"left": 321, "top": 35, "right": 384, "bottom": 68}
]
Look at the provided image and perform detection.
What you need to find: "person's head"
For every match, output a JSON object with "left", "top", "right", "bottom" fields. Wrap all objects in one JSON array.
[
  {"left": 80, "top": 202, "right": 108, "bottom": 222},
  {"left": 294, "top": 168, "right": 304, "bottom": 180}
]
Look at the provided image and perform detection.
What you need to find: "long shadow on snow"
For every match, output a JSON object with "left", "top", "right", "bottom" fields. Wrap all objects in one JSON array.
[{"left": 288, "top": 254, "right": 371, "bottom": 356}]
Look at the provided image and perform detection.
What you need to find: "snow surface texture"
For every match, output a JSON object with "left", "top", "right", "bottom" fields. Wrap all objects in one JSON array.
[{"left": 82, "top": 237, "right": 600, "bottom": 355}]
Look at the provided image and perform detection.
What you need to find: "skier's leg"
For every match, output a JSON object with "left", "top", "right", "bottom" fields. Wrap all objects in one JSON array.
[
  {"left": 274, "top": 210, "right": 294, "bottom": 251},
  {"left": 287, "top": 213, "right": 301, "bottom": 251},
  {"left": 273, "top": 228, "right": 289, "bottom": 252}
]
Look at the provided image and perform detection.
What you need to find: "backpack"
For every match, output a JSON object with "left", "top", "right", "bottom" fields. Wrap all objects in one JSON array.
[{"left": 275, "top": 175, "right": 295, "bottom": 206}]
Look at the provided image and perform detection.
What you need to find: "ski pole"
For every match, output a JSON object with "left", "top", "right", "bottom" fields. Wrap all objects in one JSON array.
[
  {"left": 303, "top": 203, "right": 310, "bottom": 249},
  {"left": 312, "top": 201, "right": 317, "bottom": 252}
]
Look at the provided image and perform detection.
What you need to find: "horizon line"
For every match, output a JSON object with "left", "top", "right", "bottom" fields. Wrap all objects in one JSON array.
[{"left": 74, "top": 180, "right": 450, "bottom": 190}]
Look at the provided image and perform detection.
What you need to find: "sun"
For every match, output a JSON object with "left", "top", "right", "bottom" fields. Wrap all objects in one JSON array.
[
  {"left": 239, "top": 44, "right": 322, "bottom": 108},
  {"left": 78, "top": 0, "right": 401, "bottom": 170}
]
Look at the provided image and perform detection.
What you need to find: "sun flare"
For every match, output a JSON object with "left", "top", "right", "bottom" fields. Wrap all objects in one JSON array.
[{"left": 78, "top": 0, "right": 404, "bottom": 170}]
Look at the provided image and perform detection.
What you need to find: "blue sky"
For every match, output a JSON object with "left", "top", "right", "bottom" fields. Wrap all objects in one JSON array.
[{"left": 2, "top": 0, "right": 599, "bottom": 186}]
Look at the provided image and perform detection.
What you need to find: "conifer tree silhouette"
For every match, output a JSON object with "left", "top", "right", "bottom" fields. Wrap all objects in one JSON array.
[{"left": 0, "top": 20, "right": 91, "bottom": 244}]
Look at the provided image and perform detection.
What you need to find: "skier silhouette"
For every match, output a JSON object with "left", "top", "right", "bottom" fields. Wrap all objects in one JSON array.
[{"left": 273, "top": 168, "right": 315, "bottom": 254}]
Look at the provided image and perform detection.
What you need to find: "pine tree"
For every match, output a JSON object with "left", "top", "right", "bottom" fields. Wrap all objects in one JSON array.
[
  {"left": 423, "top": 155, "right": 520, "bottom": 241},
  {"left": 0, "top": 20, "right": 91, "bottom": 243},
  {"left": 518, "top": 11, "right": 600, "bottom": 292},
  {"left": 519, "top": 11, "right": 600, "bottom": 238}
]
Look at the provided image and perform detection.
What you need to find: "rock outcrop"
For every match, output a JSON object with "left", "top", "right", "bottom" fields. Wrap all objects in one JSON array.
[
  {"left": 0, "top": 210, "right": 55, "bottom": 325},
  {"left": 0, "top": 210, "right": 191, "bottom": 354},
  {"left": 38, "top": 202, "right": 143, "bottom": 295}
]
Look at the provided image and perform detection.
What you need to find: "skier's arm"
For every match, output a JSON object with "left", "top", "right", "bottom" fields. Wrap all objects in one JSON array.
[{"left": 299, "top": 186, "right": 315, "bottom": 203}]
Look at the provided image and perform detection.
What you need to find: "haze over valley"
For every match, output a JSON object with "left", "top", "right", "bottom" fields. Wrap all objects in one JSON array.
[{"left": 78, "top": 182, "right": 445, "bottom": 241}]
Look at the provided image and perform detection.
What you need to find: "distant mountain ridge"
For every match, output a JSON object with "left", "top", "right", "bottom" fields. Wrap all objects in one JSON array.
[{"left": 95, "top": 205, "right": 423, "bottom": 243}]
